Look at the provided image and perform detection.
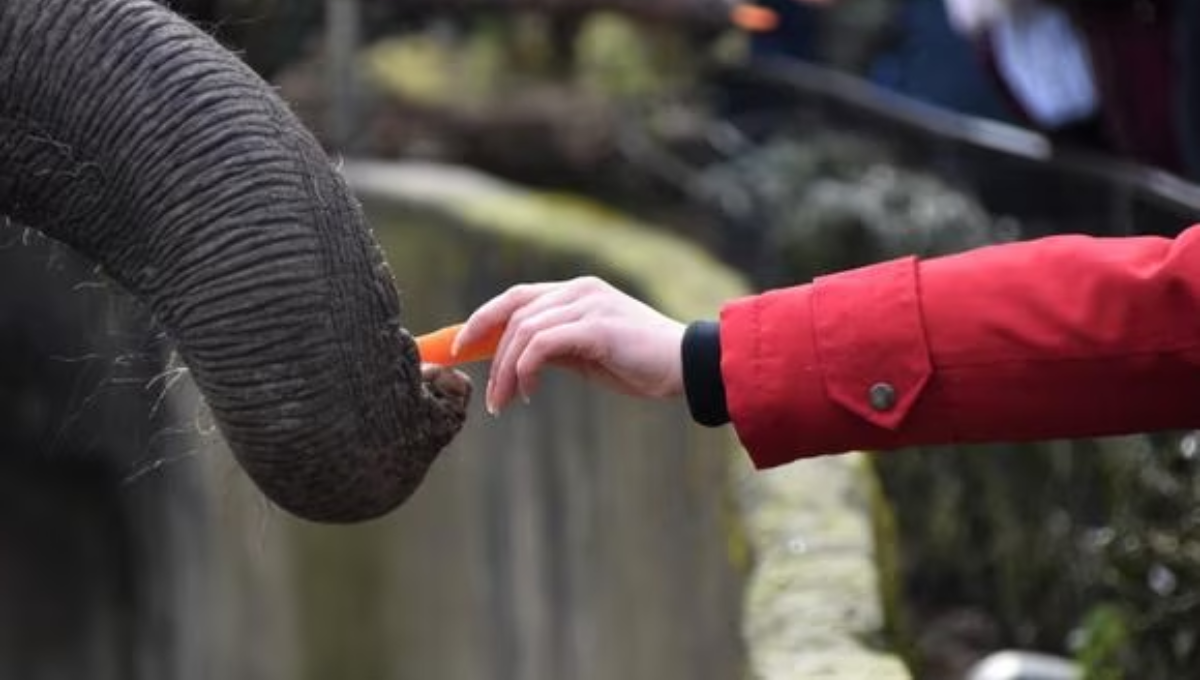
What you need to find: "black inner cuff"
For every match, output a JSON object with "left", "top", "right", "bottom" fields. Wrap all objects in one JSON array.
[{"left": 682, "top": 321, "right": 730, "bottom": 427}]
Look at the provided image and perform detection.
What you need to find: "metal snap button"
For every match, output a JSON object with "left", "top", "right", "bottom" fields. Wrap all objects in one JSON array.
[{"left": 869, "top": 383, "right": 897, "bottom": 412}]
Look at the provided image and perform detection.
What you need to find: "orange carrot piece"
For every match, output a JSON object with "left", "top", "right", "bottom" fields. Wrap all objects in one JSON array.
[
  {"left": 730, "top": 4, "right": 779, "bottom": 33},
  {"left": 415, "top": 322, "right": 505, "bottom": 366}
]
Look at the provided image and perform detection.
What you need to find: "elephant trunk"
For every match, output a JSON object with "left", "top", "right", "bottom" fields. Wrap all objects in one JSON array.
[{"left": 0, "top": 0, "right": 469, "bottom": 522}]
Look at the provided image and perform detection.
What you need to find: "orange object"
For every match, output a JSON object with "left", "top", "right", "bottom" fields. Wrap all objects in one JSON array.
[
  {"left": 415, "top": 322, "right": 505, "bottom": 366},
  {"left": 730, "top": 4, "right": 779, "bottom": 33}
]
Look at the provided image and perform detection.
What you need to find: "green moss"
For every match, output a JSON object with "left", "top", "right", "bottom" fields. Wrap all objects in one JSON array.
[
  {"left": 720, "top": 456, "right": 755, "bottom": 582},
  {"left": 864, "top": 455, "right": 910, "bottom": 661}
]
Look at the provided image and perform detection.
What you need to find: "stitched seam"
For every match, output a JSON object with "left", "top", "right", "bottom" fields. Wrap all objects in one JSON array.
[
  {"left": 933, "top": 339, "right": 1200, "bottom": 372},
  {"left": 911, "top": 259, "right": 959, "bottom": 440},
  {"left": 753, "top": 296, "right": 765, "bottom": 437},
  {"left": 808, "top": 284, "right": 832, "bottom": 417}
]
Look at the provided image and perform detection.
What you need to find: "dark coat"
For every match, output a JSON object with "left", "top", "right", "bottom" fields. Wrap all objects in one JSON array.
[{"left": 1049, "top": 0, "right": 1181, "bottom": 171}]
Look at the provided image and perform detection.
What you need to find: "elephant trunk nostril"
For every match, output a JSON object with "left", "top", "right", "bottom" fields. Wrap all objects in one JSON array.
[{"left": 422, "top": 365, "right": 474, "bottom": 408}]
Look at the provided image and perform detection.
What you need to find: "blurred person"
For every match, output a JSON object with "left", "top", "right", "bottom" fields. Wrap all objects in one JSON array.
[
  {"left": 946, "top": 0, "right": 1108, "bottom": 150},
  {"left": 1053, "top": 0, "right": 1181, "bottom": 172},
  {"left": 866, "top": 0, "right": 1020, "bottom": 123},
  {"left": 1175, "top": 0, "right": 1200, "bottom": 181},
  {"left": 948, "top": 0, "right": 1098, "bottom": 127},
  {"left": 942, "top": 0, "right": 1010, "bottom": 30},
  {"left": 1046, "top": 0, "right": 1176, "bottom": 171},
  {"left": 951, "top": 0, "right": 1182, "bottom": 172},
  {"left": 745, "top": 0, "right": 828, "bottom": 64},
  {"left": 723, "top": 0, "right": 831, "bottom": 118},
  {"left": 453, "top": 223, "right": 1200, "bottom": 466}
]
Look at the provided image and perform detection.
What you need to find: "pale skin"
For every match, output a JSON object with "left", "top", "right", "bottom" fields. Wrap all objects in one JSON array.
[{"left": 453, "top": 276, "right": 688, "bottom": 415}]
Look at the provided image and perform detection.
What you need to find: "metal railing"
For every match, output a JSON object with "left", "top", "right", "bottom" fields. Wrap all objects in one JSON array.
[{"left": 714, "top": 58, "right": 1200, "bottom": 240}]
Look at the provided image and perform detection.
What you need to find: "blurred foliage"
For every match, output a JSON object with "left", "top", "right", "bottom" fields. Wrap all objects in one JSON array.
[
  {"left": 869, "top": 440, "right": 1106, "bottom": 676},
  {"left": 575, "top": 14, "right": 670, "bottom": 97},
  {"left": 575, "top": 13, "right": 700, "bottom": 98},
  {"left": 869, "top": 422, "right": 1200, "bottom": 678},
  {"left": 693, "top": 131, "right": 1016, "bottom": 283},
  {"left": 363, "top": 12, "right": 704, "bottom": 109},
  {"left": 1092, "top": 431, "right": 1200, "bottom": 677},
  {"left": 365, "top": 31, "right": 508, "bottom": 108},
  {"left": 1075, "top": 603, "right": 1130, "bottom": 680}
]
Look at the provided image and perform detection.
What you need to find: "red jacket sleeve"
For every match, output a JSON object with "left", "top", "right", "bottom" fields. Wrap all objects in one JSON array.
[{"left": 721, "top": 225, "right": 1200, "bottom": 469}]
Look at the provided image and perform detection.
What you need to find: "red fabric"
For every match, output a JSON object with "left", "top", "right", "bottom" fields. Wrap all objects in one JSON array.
[{"left": 721, "top": 225, "right": 1200, "bottom": 469}]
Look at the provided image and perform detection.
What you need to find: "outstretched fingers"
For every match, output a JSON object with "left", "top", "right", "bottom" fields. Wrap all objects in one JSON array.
[
  {"left": 514, "top": 322, "right": 607, "bottom": 400},
  {"left": 487, "top": 300, "right": 586, "bottom": 412},
  {"left": 453, "top": 282, "right": 556, "bottom": 357},
  {"left": 455, "top": 277, "right": 679, "bottom": 414},
  {"left": 459, "top": 278, "right": 610, "bottom": 413}
]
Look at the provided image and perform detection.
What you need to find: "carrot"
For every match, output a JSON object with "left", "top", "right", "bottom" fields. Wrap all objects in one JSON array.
[
  {"left": 415, "top": 322, "right": 505, "bottom": 366},
  {"left": 730, "top": 4, "right": 779, "bottom": 33}
]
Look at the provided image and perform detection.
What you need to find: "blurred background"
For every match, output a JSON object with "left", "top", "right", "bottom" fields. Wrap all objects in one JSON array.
[{"left": 6, "top": 0, "right": 1200, "bottom": 678}]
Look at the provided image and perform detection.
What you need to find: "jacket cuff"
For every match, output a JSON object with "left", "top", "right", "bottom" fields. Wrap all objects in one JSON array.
[
  {"left": 682, "top": 321, "right": 730, "bottom": 427},
  {"left": 720, "top": 257, "right": 933, "bottom": 468}
]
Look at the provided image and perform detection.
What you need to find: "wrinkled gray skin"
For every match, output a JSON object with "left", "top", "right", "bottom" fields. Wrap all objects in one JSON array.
[{"left": 0, "top": 0, "right": 471, "bottom": 523}]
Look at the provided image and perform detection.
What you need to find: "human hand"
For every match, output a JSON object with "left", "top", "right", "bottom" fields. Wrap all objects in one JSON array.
[{"left": 453, "top": 277, "right": 686, "bottom": 414}]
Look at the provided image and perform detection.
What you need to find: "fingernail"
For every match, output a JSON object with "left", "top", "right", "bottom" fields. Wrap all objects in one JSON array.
[{"left": 521, "top": 392, "right": 531, "bottom": 406}]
